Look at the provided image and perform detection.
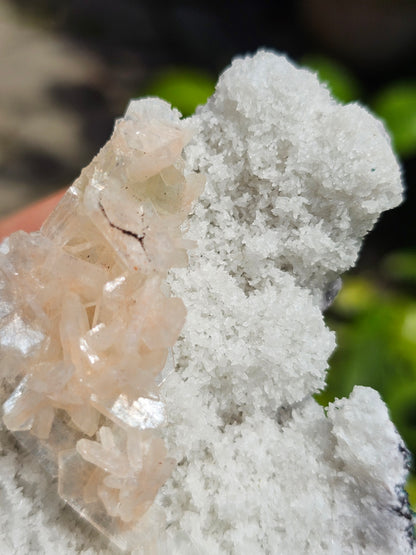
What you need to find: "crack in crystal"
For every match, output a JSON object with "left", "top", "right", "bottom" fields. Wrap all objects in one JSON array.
[{"left": 99, "top": 201, "right": 146, "bottom": 250}]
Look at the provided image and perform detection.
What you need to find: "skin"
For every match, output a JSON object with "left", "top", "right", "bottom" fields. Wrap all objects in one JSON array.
[{"left": 0, "top": 189, "right": 66, "bottom": 240}]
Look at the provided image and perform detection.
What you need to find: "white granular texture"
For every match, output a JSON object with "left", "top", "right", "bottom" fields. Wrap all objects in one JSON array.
[
  {"left": 159, "top": 51, "right": 412, "bottom": 554},
  {"left": 183, "top": 50, "right": 402, "bottom": 300},
  {"left": 0, "top": 50, "right": 412, "bottom": 554}
]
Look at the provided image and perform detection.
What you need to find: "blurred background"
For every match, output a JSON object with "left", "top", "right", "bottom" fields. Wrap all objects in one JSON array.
[{"left": 0, "top": 0, "right": 416, "bottom": 504}]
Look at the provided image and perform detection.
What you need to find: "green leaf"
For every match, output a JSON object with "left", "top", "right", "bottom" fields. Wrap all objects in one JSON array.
[
  {"left": 389, "top": 382, "right": 416, "bottom": 457},
  {"left": 372, "top": 82, "right": 416, "bottom": 158},
  {"left": 382, "top": 250, "right": 416, "bottom": 283},
  {"left": 301, "top": 55, "right": 361, "bottom": 104},
  {"left": 319, "top": 268, "right": 416, "bottom": 498},
  {"left": 332, "top": 276, "right": 378, "bottom": 315},
  {"left": 321, "top": 272, "right": 416, "bottom": 472},
  {"left": 405, "top": 473, "right": 416, "bottom": 512},
  {"left": 145, "top": 68, "right": 215, "bottom": 117}
]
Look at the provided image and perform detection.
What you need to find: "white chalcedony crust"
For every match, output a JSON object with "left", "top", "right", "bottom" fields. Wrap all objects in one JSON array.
[
  {"left": 0, "top": 50, "right": 412, "bottom": 554},
  {"left": 183, "top": 50, "right": 402, "bottom": 302},
  {"left": 159, "top": 51, "right": 411, "bottom": 554}
]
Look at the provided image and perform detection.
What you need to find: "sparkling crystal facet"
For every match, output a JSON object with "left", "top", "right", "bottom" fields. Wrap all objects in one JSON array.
[{"left": 0, "top": 98, "right": 203, "bottom": 550}]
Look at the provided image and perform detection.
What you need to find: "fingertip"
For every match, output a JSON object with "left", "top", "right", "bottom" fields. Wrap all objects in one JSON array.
[{"left": 0, "top": 189, "right": 66, "bottom": 241}]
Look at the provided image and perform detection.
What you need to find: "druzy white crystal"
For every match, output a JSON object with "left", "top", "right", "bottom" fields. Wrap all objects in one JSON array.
[
  {"left": 158, "top": 51, "right": 411, "bottom": 554},
  {"left": 0, "top": 50, "right": 413, "bottom": 554}
]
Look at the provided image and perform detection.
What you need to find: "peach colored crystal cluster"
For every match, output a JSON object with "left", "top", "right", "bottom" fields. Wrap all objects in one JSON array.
[{"left": 0, "top": 99, "right": 203, "bottom": 549}]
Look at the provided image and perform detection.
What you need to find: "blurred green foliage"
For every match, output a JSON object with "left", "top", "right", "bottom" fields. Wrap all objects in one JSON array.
[
  {"left": 145, "top": 68, "right": 215, "bottom": 117},
  {"left": 317, "top": 252, "right": 416, "bottom": 508},
  {"left": 372, "top": 83, "right": 416, "bottom": 158},
  {"left": 301, "top": 55, "right": 361, "bottom": 104}
]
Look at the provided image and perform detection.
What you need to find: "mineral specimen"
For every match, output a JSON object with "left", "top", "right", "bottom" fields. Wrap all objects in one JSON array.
[
  {"left": 0, "top": 50, "right": 414, "bottom": 554},
  {"left": 0, "top": 98, "right": 204, "bottom": 551}
]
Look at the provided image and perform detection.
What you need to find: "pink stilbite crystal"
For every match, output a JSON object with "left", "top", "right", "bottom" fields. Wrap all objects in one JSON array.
[{"left": 0, "top": 98, "right": 203, "bottom": 550}]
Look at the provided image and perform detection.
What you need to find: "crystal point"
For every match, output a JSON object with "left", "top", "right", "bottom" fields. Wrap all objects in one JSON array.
[{"left": 0, "top": 98, "right": 202, "bottom": 550}]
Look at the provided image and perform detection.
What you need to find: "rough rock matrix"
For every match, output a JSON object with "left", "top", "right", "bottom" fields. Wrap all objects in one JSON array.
[{"left": 0, "top": 50, "right": 413, "bottom": 554}]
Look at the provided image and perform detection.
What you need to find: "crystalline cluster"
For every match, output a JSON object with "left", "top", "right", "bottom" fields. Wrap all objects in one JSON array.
[
  {"left": 0, "top": 98, "right": 203, "bottom": 551},
  {"left": 0, "top": 50, "right": 414, "bottom": 554},
  {"left": 158, "top": 52, "right": 412, "bottom": 554}
]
